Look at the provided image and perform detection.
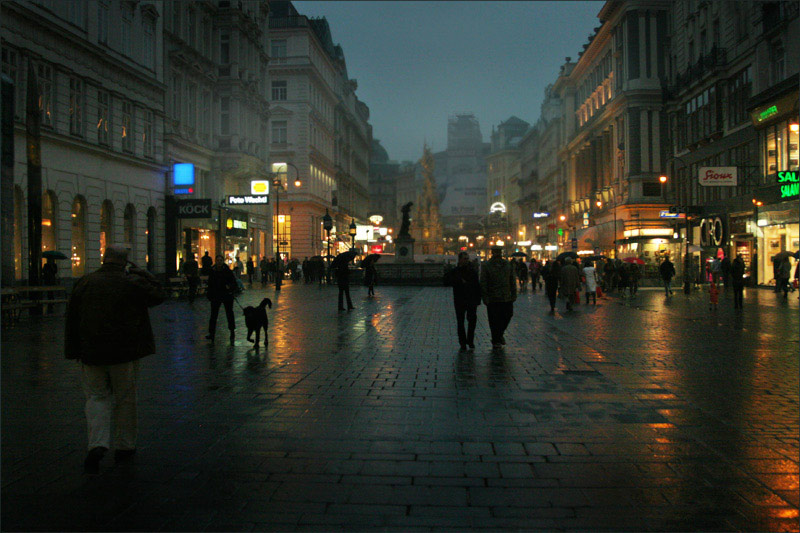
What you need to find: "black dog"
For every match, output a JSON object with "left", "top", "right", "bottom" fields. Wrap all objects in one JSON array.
[{"left": 243, "top": 298, "right": 272, "bottom": 346}]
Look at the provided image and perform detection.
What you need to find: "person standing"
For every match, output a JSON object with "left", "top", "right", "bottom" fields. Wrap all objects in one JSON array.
[
  {"left": 710, "top": 256, "right": 722, "bottom": 285},
  {"left": 206, "top": 255, "right": 237, "bottom": 342},
  {"left": 660, "top": 256, "right": 676, "bottom": 296},
  {"left": 259, "top": 256, "right": 269, "bottom": 286},
  {"left": 516, "top": 258, "right": 529, "bottom": 290},
  {"left": 42, "top": 256, "right": 59, "bottom": 313},
  {"left": 336, "top": 256, "right": 355, "bottom": 311},
  {"left": 200, "top": 251, "right": 213, "bottom": 276},
  {"left": 559, "top": 257, "right": 580, "bottom": 312},
  {"left": 732, "top": 254, "right": 745, "bottom": 309},
  {"left": 582, "top": 260, "right": 598, "bottom": 305},
  {"left": 628, "top": 262, "right": 641, "bottom": 296},
  {"left": 542, "top": 259, "right": 561, "bottom": 313},
  {"left": 443, "top": 252, "right": 482, "bottom": 351},
  {"left": 302, "top": 257, "right": 310, "bottom": 283},
  {"left": 246, "top": 256, "right": 255, "bottom": 285},
  {"left": 777, "top": 256, "right": 792, "bottom": 299},
  {"left": 364, "top": 260, "right": 377, "bottom": 297},
  {"left": 184, "top": 253, "right": 200, "bottom": 303},
  {"left": 65, "top": 245, "right": 164, "bottom": 473},
  {"left": 480, "top": 247, "right": 517, "bottom": 349}
]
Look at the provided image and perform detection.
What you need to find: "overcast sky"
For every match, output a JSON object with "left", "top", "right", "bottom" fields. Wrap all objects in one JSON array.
[{"left": 293, "top": 1, "right": 602, "bottom": 162}]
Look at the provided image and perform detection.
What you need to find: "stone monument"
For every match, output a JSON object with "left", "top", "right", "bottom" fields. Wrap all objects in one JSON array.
[{"left": 395, "top": 201, "right": 415, "bottom": 263}]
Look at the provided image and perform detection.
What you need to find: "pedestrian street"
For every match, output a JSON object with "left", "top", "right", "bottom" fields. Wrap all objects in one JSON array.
[{"left": 2, "top": 283, "right": 798, "bottom": 531}]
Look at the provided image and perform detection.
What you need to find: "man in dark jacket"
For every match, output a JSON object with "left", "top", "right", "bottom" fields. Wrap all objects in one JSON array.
[
  {"left": 732, "top": 254, "right": 746, "bottom": 309},
  {"left": 65, "top": 244, "right": 164, "bottom": 473},
  {"left": 480, "top": 247, "right": 517, "bottom": 349},
  {"left": 336, "top": 255, "right": 355, "bottom": 311},
  {"left": 184, "top": 253, "right": 200, "bottom": 303},
  {"left": 542, "top": 259, "right": 561, "bottom": 313},
  {"left": 206, "top": 254, "right": 238, "bottom": 342},
  {"left": 560, "top": 257, "right": 580, "bottom": 311},
  {"left": 200, "top": 251, "right": 213, "bottom": 275},
  {"left": 659, "top": 257, "right": 676, "bottom": 295},
  {"left": 443, "top": 252, "right": 481, "bottom": 350}
]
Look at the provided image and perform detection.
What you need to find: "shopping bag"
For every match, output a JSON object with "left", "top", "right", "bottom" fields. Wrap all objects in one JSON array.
[{"left": 573, "top": 289, "right": 581, "bottom": 304}]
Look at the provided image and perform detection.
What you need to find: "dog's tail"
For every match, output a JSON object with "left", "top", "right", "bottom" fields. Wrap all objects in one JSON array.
[{"left": 261, "top": 298, "right": 272, "bottom": 309}]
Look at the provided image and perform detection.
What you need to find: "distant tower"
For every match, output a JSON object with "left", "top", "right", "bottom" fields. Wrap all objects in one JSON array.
[{"left": 415, "top": 143, "right": 444, "bottom": 254}]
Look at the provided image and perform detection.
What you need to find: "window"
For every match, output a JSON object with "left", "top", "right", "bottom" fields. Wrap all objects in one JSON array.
[
  {"left": 271, "top": 39, "right": 287, "bottom": 58},
  {"left": 67, "top": 0, "right": 86, "bottom": 28},
  {"left": 1, "top": 47, "right": 22, "bottom": 119},
  {"left": 37, "top": 63, "right": 54, "bottom": 127},
  {"left": 271, "top": 80, "right": 287, "bottom": 101},
  {"left": 146, "top": 207, "right": 156, "bottom": 272},
  {"left": 97, "top": 90, "right": 110, "bottom": 145},
  {"left": 100, "top": 200, "right": 114, "bottom": 258},
  {"left": 727, "top": 66, "right": 752, "bottom": 127},
  {"left": 220, "top": 33, "right": 230, "bottom": 64},
  {"left": 220, "top": 97, "right": 230, "bottom": 135},
  {"left": 124, "top": 204, "right": 136, "bottom": 255},
  {"left": 69, "top": 78, "right": 84, "bottom": 136},
  {"left": 121, "top": 6, "right": 133, "bottom": 57},
  {"left": 143, "top": 17, "right": 155, "bottom": 69},
  {"left": 171, "top": 73, "right": 181, "bottom": 121},
  {"left": 71, "top": 195, "right": 86, "bottom": 277},
  {"left": 98, "top": 0, "right": 109, "bottom": 44},
  {"left": 121, "top": 101, "right": 132, "bottom": 152},
  {"left": 201, "top": 90, "right": 211, "bottom": 137},
  {"left": 185, "top": 83, "right": 196, "bottom": 129},
  {"left": 202, "top": 17, "right": 212, "bottom": 58},
  {"left": 271, "top": 120, "right": 287, "bottom": 144},
  {"left": 769, "top": 40, "right": 785, "bottom": 85},
  {"left": 42, "top": 190, "right": 58, "bottom": 257},
  {"left": 143, "top": 109, "right": 153, "bottom": 157}
]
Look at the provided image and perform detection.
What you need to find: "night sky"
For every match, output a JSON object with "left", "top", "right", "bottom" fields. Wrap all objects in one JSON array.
[{"left": 294, "top": 1, "right": 603, "bottom": 162}]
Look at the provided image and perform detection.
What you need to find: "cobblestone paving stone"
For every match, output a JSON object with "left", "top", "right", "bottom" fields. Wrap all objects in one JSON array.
[{"left": 1, "top": 282, "right": 798, "bottom": 531}]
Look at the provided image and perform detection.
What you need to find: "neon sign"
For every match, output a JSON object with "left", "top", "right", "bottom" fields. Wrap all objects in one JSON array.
[{"left": 778, "top": 171, "right": 799, "bottom": 199}]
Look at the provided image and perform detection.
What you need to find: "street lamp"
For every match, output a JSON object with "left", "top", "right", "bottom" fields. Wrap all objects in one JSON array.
[
  {"left": 271, "top": 162, "right": 301, "bottom": 291},
  {"left": 348, "top": 219, "right": 357, "bottom": 249},
  {"left": 322, "top": 209, "right": 332, "bottom": 284}
]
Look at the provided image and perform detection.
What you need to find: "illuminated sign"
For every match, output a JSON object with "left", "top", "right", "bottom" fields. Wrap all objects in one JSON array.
[
  {"left": 699, "top": 167, "right": 737, "bottom": 186},
  {"left": 517, "top": 240, "right": 532, "bottom": 246},
  {"left": 174, "top": 187, "right": 194, "bottom": 195},
  {"left": 176, "top": 199, "right": 212, "bottom": 218},
  {"left": 544, "top": 245, "right": 558, "bottom": 251},
  {"left": 659, "top": 210, "right": 686, "bottom": 218},
  {"left": 757, "top": 105, "right": 778, "bottom": 122},
  {"left": 489, "top": 202, "right": 507, "bottom": 213},
  {"left": 532, "top": 212, "right": 549, "bottom": 218},
  {"left": 227, "top": 195, "right": 269, "bottom": 205},
  {"left": 250, "top": 180, "right": 270, "bottom": 195},
  {"left": 368, "top": 215, "right": 384, "bottom": 225},
  {"left": 531, "top": 244, "right": 542, "bottom": 250},
  {"left": 173, "top": 163, "right": 195, "bottom": 186},
  {"left": 226, "top": 219, "right": 247, "bottom": 230},
  {"left": 778, "top": 171, "right": 799, "bottom": 199}
]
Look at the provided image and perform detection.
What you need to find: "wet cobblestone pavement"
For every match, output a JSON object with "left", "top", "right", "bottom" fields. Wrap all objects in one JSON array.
[{"left": 2, "top": 283, "right": 798, "bottom": 531}]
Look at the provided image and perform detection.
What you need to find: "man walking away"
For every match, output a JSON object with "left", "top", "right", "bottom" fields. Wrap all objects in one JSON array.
[
  {"left": 246, "top": 256, "right": 255, "bottom": 285},
  {"left": 206, "top": 254, "right": 237, "bottom": 343},
  {"left": 184, "top": 253, "right": 200, "bottom": 303},
  {"left": 542, "top": 259, "right": 561, "bottom": 313},
  {"left": 660, "top": 256, "right": 676, "bottom": 296},
  {"left": 732, "top": 254, "right": 746, "bottom": 309},
  {"left": 200, "top": 251, "right": 213, "bottom": 276},
  {"left": 443, "top": 251, "right": 481, "bottom": 351},
  {"left": 517, "top": 259, "right": 528, "bottom": 290},
  {"left": 480, "top": 247, "right": 517, "bottom": 349},
  {"left": 530, "top": 259, "right": 541, "bottom": 293},
  {"left": 777, "top": 256, "right": 792, "bottom": 299},
  {"left": 603, "top": 258, "right": 615, "bottom": 293},
  {"left": 560, "top": 257, "right": 580, "bottom": 312},
  {"left": 260, "top": 256, "right": 269, "bottom": 286},
  {"left": 65, "top": 245, "right": 164, "bottom": 474},
  {"left": 337, "top": 257, "right": 355, "bottom": 311},
  {"left": 582, "top": 260, "right": 598, "bottom": 305}
]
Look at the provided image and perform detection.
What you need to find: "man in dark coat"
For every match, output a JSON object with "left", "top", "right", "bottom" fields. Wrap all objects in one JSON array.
[
  {"left": 732, "top": 254, "right": 746, "bottom": 309},
  {"left": 65, "top": 244, "right": 164, "bottom": 473},
  {"left": 206, "top": 254, "right": 238, "bottom": 342},
  {"left": 184, "top": 253, "right": 200, "bottom": 303},
  {"left": 336, "top": 255, "right": 355, "bottom": 311},
  {"left": 443, "top": 252, "right": 481, "bottom": 350},
  {"left": 560, "top": 257, "right": 580, "bottom": 311},
  {"left": 200, "top": 251, "right": 213, "bottom": 276},
  {"left": 259, "top": 256, "right": 269, "bottom": 286},
  {"left": 659, "top": 257, "right": 676, "bottom": 296},
  {"left": 480, "top": 247, "right": 517, "bottom": 349},
  {"left": 542, "top": 259, "right": 561, "bottom": 313}
]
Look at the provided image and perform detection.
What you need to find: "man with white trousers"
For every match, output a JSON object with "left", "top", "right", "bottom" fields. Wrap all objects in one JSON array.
[{"left": 65, "top": 244, "right": 164, "bottom": 474}]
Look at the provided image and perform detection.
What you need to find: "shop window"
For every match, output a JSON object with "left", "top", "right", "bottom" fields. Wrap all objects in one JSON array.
[
  {"left": 71, "top": 195, "right": 86, "bottom": 277},
  {"left": 100, "top": 200, "right": 114, "bottom": 259},
  {"left": 42, "top": 190, "right": 57, "bottom": 257},
  {"left": 124, "top": 203, "right": 136, "bottom": 256},
  {"left": 146, "top": 207, "right": 156, "bottom": 272},
  {"left": 13, "top": 185, "right": 23, "bottom": 279}
]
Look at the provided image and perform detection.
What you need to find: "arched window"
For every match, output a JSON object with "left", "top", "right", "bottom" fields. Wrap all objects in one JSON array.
[
  {"left": 13, "top": 186, "right": 23, "bottom": 279},
  {"left": 42, "top": 190, "right": 57, "bottom": 256},
  {"left": 124, "top": 203, "right": 136, "bottom": 256},
  {"left": 100, "top": 200, "right": 114, "bottom": 259},
  {"left": 71, "top": 195, "right": 86, "bottom": 277},
  {"left": 146, "top": 207, "right": 156, "bottom": 272}
]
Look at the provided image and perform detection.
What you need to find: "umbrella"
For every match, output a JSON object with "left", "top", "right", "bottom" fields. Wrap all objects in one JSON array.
[
  {"left": 330, "top": 249, "right": 358, "bottom": 268},
  {"left": 362, "top": 253, "right": 381, "bottom": 267},
  {"left": 623, "top": 257, "right": 645, "bottom": 265},
  {"left": 42, "top": 251, "right": 68, "bottom": 260},
  {"left": 773, "top": 250, "right": 794, "bottom": 262},
  {"left": 556, "top": 251, "right": 578, "bottom": 262},
  {"left": 510, "top": 251, "right": 528, "bottom": 258}
]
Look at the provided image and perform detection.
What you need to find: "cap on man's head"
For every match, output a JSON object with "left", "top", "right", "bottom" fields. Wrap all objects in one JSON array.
[{"left": 103, "top": 244, "right": 130, "bottom": 265}]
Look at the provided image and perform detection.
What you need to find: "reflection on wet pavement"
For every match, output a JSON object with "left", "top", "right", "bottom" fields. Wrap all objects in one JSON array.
[{"left": 2, "top": 283, "right": 798, "bottom": 531}]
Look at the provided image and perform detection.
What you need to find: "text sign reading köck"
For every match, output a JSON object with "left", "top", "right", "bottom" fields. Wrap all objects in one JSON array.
[
  {"left": 176, "top": 199, "right": 212, "bottom": 218},
  {"left": 699, "top": 167, "right": 737, "bottom": 187}
]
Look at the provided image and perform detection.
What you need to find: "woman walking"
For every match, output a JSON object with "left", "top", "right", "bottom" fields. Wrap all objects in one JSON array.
[{"left": 582, "top": 260, "right": 598, "bottom": 305}]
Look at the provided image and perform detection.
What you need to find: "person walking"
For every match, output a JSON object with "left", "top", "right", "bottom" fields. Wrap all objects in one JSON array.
[
  {"left": 259, "top": 256, "right": 269, "bottom": 286},
  {"left": 42, "top": 256, "right": 59, "bottom": 313},
  {"left": 659, "top": 256, "right": 676, "bottom": 296},
  {"left": 708, "top": 280, "right": 719, "bottom": 311},
  {"left": 200, "top": 251, "right": 213, "bottom": 276},
  {"left": 246, "top": 256, "right": 255, "bottom": 285},
  {"left": 628, "top": 262, "right": 641, "bottom": 296},
  {"left": 206, "top": 254, "right": 237, "bottom": 343},
  {"left": 443, "top": 251, "right": 481, "bottom": 351},
  {"left": 184, "top": 253, "right": 200, "bottom": 303},
  {"left": 582, "top": 260, "right": 598, "bottom": 305},
  {"left": 560, "top": 257, "right": 580, "bottom": 312},
  {"left": 542, "top": 259, "right": 561, "bottom": 313},
  {"left": 777, "top": 256, "right": 792, "bottom": 299},
  {"left": 516, "top": 258, "right": 529, "bottom": 290},
  {"left": 302, "top": 257, "right": 310, "bottom": 283},
  {"left": 65, "top": 245, "right": 164, "bottom": 474},
  {"left": 710, "top": 256, "right": 722, "bottom": 285},
  {"left": 480, "top": 247, "right": 517, "bottom": 349},
  {"left": 530, "top": 259, "right": 541, "bottom": 293},
  {"left": 364, "top": 260, "right": 377, "bottom": 297},
  {"left": 617, "top": 262, "right": 630, "bottom": 298},
  {"left": 336, "top": 256, "right": 355, "bottom": 311},
  {"left": 732, "top": 254, "right": 746, "bottom": 309},
  {"left": 603, "top": 258, "right": 615, "bottom": 294}
]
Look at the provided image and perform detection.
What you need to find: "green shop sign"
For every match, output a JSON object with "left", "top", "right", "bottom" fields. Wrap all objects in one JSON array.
[
  {"left": 757, "top": 105, "right": 778, "bottom": 122},
  {"left": 777, "top": 171, "right": 799, "bottom": 199}
]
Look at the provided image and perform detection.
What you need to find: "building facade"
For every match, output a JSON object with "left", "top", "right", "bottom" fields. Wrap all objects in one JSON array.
[
  {"left": 2, "top": 0, "right": 166, "bottom": 281},
  {"left": 486, "top": 116, "right": 529, "bottom": 252}
]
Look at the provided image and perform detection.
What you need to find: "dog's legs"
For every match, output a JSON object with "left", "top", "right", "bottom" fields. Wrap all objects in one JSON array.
[
  {"left": 255, "top": 328, "right": 260, "bottom": 346},
  {"left": 263, "top": 325, "right": 269, "bottom": 345}
]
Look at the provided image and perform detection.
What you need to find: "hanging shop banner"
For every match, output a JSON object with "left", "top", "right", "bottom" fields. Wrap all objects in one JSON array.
[
  {"left": 777, "top": 171, "right": 799, "bottom": 200},
  {"left": 225, "top": 210, "right": 249, "bottom": 237},
  {"left": 699, "top": 167, "right": 737, "bottom": 187},
  {"left": 176, "top": 199, "right": 212, "bottom": 218},
  {"left": 228, "top": 195, "right": 269, "bottom": 205}
]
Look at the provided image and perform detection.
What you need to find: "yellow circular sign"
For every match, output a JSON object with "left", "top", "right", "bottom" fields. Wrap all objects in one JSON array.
[{"left": 252, "top": 182, "right": 268, "bottom": 193}]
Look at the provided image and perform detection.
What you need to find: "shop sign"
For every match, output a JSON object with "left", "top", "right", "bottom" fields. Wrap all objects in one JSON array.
[
  {"left": 750, "top": 93, "right": 797, "bottom": 127},
  {"left": 532, "top": 212, "right": 549, "bottom": 218},
  {"left": 545, "top": 245, "right": 558, "bottom": 251},
  {"left": 659, "top": 210, "right": 685, "bottom": 218},
  {"left": 489, "top": 202, "right": 506, "bottom": 213},
  {"left": 173, "top": 163, "right": 195, "bottom": 186},
  {"left": 176, "top": 199, "right": 212, "bottom": 219},
  {"left": 699, "top": 167, "right": 737, "bottom": 187},
  {"left": 250, "top": 180, "right": 270, "bottom": 196},
  {"left": 225, "top": 211, "right": 249, "bottom": 237},
  {"left": 227, "top": 195, "right": 269, "bottom": 205},
  {"left": 699, "top": 217, "right": 725, "bottom": 247},
  {"left": 777, "top": 171, "right": 799, "bottom": 199}
]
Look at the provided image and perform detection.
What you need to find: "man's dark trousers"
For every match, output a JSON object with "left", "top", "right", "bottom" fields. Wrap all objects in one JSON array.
[
  {"left": 486, "top": 302, "right": 513, "bottom": 343},
  {"left": 338, "top": 283, "right": 354, "bottom": 310},
  {"left": 455, "top": 303, "right": 477, "bottom": 346},
  {"left": 209, "top": 296, "right": 235, "bottom": 336},
  {"left": 733, "top": 283, "right": 744, "bottom": 308}
]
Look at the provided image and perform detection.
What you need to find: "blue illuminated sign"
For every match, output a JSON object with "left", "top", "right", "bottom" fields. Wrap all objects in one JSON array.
[
  {"left": 174, "top": 187, "right": 194, "bottom": 195},
  {"left": 173, "top": 163, "right": 195, "bottom": 186}
]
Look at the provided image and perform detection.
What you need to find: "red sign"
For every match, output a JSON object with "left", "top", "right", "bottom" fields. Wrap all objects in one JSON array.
[
  {"left": 370, "top": 245, "right": 383, "bottom": 254},
  {"left": 699, "top": 167, "right": 737, "bottom": 187}
]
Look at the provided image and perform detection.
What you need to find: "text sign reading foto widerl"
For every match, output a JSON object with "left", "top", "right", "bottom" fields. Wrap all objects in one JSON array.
[{"left": 228, "top": 195, "right": 269, "bottom": 205}]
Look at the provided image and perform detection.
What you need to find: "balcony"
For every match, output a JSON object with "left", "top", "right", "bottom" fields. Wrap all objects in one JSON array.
[
  {"left": 269, "top": 16, "right": 310, "bottom": 30},
  {"left": 669, "top": 46, "right": 727, "bottom": 95}
]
